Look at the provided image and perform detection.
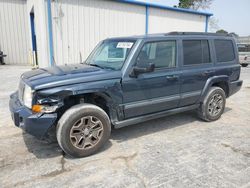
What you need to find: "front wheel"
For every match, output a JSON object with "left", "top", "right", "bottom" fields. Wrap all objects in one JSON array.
[
  {"left": 56, "top": 104, "right": 111, "bottom": 158},
  {"left": 198, "top": 87, "right": 226, "bottom": 122}
]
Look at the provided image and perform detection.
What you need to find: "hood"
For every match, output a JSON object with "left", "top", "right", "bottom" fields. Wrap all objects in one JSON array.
[{"left": 21, "top": 64, "right": 122, "bottom": 90}]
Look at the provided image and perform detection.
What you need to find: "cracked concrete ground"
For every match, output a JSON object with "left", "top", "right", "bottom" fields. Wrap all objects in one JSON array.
[{"left": 0, "top": 65, "right": 250, "bottom": 188}]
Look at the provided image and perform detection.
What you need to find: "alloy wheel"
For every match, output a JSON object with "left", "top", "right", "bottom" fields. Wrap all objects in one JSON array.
[
  {"left": 70, "top": 116, "right": 104, "bottom": 150},
  {"left": 207, "top": 93, "right": 224, "bottom": 117}
]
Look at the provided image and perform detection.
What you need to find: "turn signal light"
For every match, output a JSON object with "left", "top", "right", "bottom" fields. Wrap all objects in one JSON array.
[{"left": 32, "top": 105, "right": 42, "bottom": 113}]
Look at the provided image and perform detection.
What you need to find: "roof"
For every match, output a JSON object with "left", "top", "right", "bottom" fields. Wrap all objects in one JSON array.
[
  {"left": 107, "top": 32, "right": 233, "bottom": 40},
  {"left": 119, "top": 0, "right": 213, "bottom": 17}
]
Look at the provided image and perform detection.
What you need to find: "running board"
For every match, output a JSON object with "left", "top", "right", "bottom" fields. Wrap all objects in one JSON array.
[{"left": 113, "top": 104, "right": 199, "bottom": 129}]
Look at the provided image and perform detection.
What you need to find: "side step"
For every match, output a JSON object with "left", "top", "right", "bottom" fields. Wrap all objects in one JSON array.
[{"left": 113, "top": 104, "right": 199, "bottom": 129}]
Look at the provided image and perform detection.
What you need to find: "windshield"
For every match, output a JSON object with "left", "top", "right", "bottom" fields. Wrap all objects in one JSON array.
[
  {"left": 238, "top": 44, "right": 250, "bottom": 52},
  {"left": 85, "top": 40, "right": 135, "bottom": 70}
]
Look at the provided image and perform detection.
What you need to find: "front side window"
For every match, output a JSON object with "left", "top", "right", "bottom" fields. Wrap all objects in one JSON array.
[
  {"left": 86, "top": 40, "right": 135, "bottom": 70},
  {"left": 183, "top": 40, "right": 211, "bottom": 66},
  {"left": 136, "top": 41, "right": 176, "bottom": 69},
  {"left": 215, "top": 40, "right": 235, "bottom": 62}
]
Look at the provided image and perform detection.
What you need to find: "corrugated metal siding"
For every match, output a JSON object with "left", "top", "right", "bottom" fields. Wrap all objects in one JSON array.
[
  {"left": 148, "top": 7, "right": 206, "bottom": 33},
  {"left": 51, "top": 0, "right": 145, "bottom": 65},
  {"left": 0, "top": 0, "right": 29, "bottom": 65},
  {"left": 31, "top": 0, "right": 50, "bottom": 68}
]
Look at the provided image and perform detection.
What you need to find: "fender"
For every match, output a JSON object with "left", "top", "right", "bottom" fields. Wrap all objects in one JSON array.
[
  {"left": 37, "top": 79, "right": 122, "bottom": 100},
  {"left": 200, "top": 75, "right": 229, "bottom": 102},
  {"left": 36, "top": 79, "right": 124, "bottom": 121},
  {"left": 91, "top": 92, "right": 123, "bottom": 123}
]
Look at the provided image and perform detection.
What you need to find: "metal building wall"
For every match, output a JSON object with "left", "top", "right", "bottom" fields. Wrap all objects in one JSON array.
[
  {"left": 27, "top": 0, "right": 50, "bottom": 68},
  {"left": 148, "top": 7, "right": 206, "bottom": 33},
  {"left": 51, "top": 0, "right": 145, "bottom": 65},
  {"left": 0, "top": 0, "right": 209, "bottom": 67},
  {"left": 0, "top": 0, "right": 30, "bottom": 65}
]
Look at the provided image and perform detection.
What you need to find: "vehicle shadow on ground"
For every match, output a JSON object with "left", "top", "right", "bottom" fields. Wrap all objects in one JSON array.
[
  {"left": 22, "top": 132, "right": 61, "bottom": 159},
  {"left": 111, "top": 110, "right": 198, "bottom": 142},
  {"left": 22, "top": 132, "right": 113, "bottom": 159},
  {"left": 111, "top": 107, "right": 232, "bottom": 142},
  {"left": 22, "top": 107, "right": 232, "bottom": 159}
]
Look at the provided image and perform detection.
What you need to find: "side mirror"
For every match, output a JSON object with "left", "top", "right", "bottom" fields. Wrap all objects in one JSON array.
[{"left": 130, "top": 63, "right": 155, "bottom": 78}]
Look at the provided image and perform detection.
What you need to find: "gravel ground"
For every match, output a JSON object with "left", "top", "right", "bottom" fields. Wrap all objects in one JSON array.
[{"left": 0, "top": 65, "right": 249, "bottom": 188}]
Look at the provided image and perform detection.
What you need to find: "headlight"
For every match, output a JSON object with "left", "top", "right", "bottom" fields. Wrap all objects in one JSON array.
[
  {"left": 32, "top": 97, "right": 63, "bottom": 113},
  {"left": 32, "top": 104, "right": 60, "bottom": 113},
  {"left": 23, "top": 85, "right": 33, "bottom": 109}
]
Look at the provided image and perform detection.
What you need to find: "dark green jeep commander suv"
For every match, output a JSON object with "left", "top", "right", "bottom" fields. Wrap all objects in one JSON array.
[{"left": 9, "top": 32, "right": 243, "bottom": 157}]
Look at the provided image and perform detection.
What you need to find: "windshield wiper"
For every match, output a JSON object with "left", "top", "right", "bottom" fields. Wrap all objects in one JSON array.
[
  {"left": 90, "top": 64, "right": 116, "bottom": 70},
  {"left": 89, "top": 64, "right": 103, "bottom": 69}
]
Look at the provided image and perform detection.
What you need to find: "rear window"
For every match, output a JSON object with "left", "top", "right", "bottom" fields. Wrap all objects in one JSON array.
[
  {"left": 183, "top": 40, "right": 211, "bottom": 65},
  {"left": 214, "top": 40, "right": 235, "bottom": 62}
]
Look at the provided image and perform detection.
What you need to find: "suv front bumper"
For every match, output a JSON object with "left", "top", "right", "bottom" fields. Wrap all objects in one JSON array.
[{"left": 9, "top": 92, "right": 57, "bottom": 139}]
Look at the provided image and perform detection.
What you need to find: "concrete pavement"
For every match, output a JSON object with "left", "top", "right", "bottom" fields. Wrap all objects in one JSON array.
[{"left": 0, "top": 65, "right": 249, "bottom": 188}]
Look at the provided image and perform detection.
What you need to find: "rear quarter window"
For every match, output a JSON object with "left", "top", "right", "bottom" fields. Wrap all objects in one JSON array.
[{"left": 214, "top": 40, "right": 235, "bottom": 62}]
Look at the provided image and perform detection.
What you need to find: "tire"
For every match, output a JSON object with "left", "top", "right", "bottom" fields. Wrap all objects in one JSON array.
[
  {"left": 198, "top": 87, "right": 226, "bottom": 122},
  {"left": 56, "top": 103, "right": 111, "bottom": 158},
  {"left": 241, "top": 63, "right": 248, "bottom": 67}
]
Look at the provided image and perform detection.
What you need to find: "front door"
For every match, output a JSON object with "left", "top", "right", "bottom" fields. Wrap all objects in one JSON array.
[{"left": 121, "top": 40, "right": 181, "bottom": 119}]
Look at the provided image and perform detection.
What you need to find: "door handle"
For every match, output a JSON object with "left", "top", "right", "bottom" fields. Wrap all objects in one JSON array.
[
  {"left": 166, "top": 75, "right": 179, "bottom": 81},
  {"left": 201, "top": 70, "right": 214, "bottom": 76}
]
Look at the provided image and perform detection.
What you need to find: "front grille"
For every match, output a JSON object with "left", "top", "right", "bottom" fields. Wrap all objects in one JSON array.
[{"left": 18, "top": 81, "right": 25, "bottom": 104}]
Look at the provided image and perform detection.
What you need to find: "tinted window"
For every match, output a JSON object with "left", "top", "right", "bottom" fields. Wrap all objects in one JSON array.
[
  {"left": 183, "top": 40, "right": 202, "bottom": 65},
  {"left": 183, "top": 40, "right": 211, "bottom": 65},
  {"left": 136, "top": 41, "right": 176, "bottom": 68},
  {"left": 202, "top": 40, "right": 211, "bottom": 63},
  {"left": 215, "top": 40, "right": 235, "bottom": 62}
]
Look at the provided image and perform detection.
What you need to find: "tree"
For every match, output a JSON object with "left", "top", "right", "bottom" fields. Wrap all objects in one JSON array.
[
  {"left": 209, "top": 17, "right": 219, "bottom": 32},
  {"left": 216, "top": 29, "right": 228, "bottom": 34},
  {"left": 177, "top": 0, "right": 217, "bottom": 33},
  {"left": 178, "top": 0, "right": 213, "bottom": 10},
  {"left": 178, "top": 0, "right": 194, "bottom": 9}
]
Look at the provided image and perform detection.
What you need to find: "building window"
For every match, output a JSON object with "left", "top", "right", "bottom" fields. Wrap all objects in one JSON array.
[
  {"left": 136, "top": 41, "right": 176, "bottom": 69},
  {"left": 215, "top": 40, "right": 235, "bottom": 62},
  {"left": 183, "top": 40, "right": 211, "bottom": 66}
]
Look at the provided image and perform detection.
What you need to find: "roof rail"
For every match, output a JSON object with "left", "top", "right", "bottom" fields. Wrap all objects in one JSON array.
[{"left": 166, "top": 32, "right": 232, "bottom": 37}]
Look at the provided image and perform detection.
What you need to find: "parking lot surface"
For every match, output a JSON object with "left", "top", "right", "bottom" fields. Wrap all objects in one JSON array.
[{"left": 0, "top": 65, "right": 250, "bottom": 188}]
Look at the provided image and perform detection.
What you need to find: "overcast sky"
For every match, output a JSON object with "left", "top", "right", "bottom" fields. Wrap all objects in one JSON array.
[
  {"left": 208, "top": 0, "right": 250, "bottom": 36},
  {"left": 136, "top": 0, "right": 250, "bottom": 36}
]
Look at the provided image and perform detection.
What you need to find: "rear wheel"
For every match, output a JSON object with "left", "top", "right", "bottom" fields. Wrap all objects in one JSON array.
[
  {"left": 57, "top": 104, "right": 111, "bottom": 158},
  {"left": 198, "top": 87, "right": 226, "bottom": 122}
]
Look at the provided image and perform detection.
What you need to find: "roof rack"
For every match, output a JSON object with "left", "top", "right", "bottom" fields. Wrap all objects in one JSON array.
[{"left": 166, "top": 32, "right": 232, "bottom": 37}]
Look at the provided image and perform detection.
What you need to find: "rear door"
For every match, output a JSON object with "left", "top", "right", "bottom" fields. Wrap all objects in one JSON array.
[
  {"left": 179, "top": 39, "right": 214, "bottom": 107},
  {"left": 121, "top": 39, "right": 181, "bottom": 119},
  {"left": 213, "top": 39, "right": 240, "bottom": 82}
]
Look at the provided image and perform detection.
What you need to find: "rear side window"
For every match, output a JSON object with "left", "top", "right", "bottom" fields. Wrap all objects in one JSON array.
[
  {"left": 214, "top": 40, "right": 235, "bottom": 62},
  {"left": 183, "top": 40, "right": 211, "bottom": 65}
]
